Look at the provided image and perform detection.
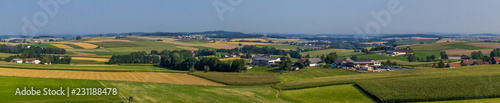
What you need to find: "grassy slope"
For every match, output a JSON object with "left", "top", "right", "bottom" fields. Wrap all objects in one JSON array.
[
  {"left": 278, "top": 66, "right": 356, "bottom": 83},
  {"left": 280, "top": 84, "right": 374, "bottom": 103},
  {"left": 0, "top": 76, "right": 122, "bottom": 103},
  {"left": 191, "top": 73, "right": 281, "bottom": 85},
  {"left": 273, "top": 65, "right": 500, "bottom": 90},
  {"left": 64, "top": 44, "right": 84, "bottom": 49},
  {"left": 300, "top": 49, "right": 360, "bottom": 57},
  {"left": 102, "top": 81, "right": 285, "bottom": 103},
  {"left": 0, "top": 62, "right": 186, "bottom": 73},
  {"left": 445, "top": 43, "right": 491, "bottom": 50}
]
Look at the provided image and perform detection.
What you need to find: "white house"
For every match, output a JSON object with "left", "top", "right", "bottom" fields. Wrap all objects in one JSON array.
[
  {"left": 295, "top": 58, "right": 323, "bottom": 67},
  {"left": 10, "top": 58, "right": 23, "bottom": 63},
  {"left": 251, "top": 56, "right": 281, "bottom": 66},
  {"left": 25, "top": 58, "right": 41, "bottom": 64}
]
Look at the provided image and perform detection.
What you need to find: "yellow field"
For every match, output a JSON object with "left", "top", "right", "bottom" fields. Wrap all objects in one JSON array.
[
  {"left": 70, "top": 43, "right": 99, "bottom": 49},
  {"left": 51, "top": 44, "right": 73, "bottom": 49},
  {"left": 0, "top": 68, "right": 224, "bottom": 86},
  {"left": 220, "top": 57, "right": 243, "bottom": 61},
  {"left": 72, "top": 57, "right": 110, "bottom": 62}
]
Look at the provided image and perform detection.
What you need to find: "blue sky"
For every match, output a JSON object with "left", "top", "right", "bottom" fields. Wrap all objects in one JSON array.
[{"left": 1, "top": 0, "right": 500, "bottom": 35}]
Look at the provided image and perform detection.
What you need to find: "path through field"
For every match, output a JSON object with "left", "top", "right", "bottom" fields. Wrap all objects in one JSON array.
[{"left": 0, "top": 68, "right": 224, "bottom": 86}]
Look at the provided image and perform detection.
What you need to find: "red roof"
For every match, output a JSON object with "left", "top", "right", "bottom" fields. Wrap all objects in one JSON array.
[
  {"left": 296, "top": 58, "right": 307, "bottom": 63},
  {"left": 494, "top": 57, "right": 500, "bottom": 61},
  {"left": 461, "top": 60, "right": 475, "bottom": 65},
  {"left": 25, "top": 58, "right": 37, "bottom": 61},
  {"left": 447, "top": 63, "right": 462, "bottom": 67},
  {"left": 476, "top": 62, "right": 489, "bottom": 65}
]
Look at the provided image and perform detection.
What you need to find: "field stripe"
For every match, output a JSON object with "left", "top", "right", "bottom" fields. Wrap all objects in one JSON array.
[{"left": 0, "top": 68, "right": 225, "bottom": 86}]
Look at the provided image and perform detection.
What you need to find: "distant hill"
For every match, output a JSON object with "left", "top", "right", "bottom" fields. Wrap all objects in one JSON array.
[
  {"left": 381, "top": 34, "right": 441, "bottom": 39},
  {"left": 140, "top": 32, "right": 185, "bottom": 36},
  {"left": 140, "top": 31, "right": 264, "bottom": 38},
  {"left": 33, "top": 35, "right": 56, "bottom": 39}
]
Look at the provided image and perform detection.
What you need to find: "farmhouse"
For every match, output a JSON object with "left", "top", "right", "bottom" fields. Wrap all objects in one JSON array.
[
  {"left": 25, "top": 58, "right": 41, "bottom": 64},
  {"left": 295, "top": 58, "right": 323, "bottom": 67},
  {"left": 10, "top": 58, "right": 23, "bottom": 63},
  {"left": 386, "top": 47, "right": 413, "bottom": 56},
  {"left": 334, "top": 57, "right": 381, "bottom": 71},
  {"left": 461, "top": 60, "right": 475, "bottom": 66},
  {"left": 448, "top": 54, "right": 469, "bottom": 59},
  {"left": 251, "top": 56, "right": 281, "bottom": 66},
  {"left": 493, "top": 57, "right": 500, "bottom": 64},
  {"left": 446, "top": 63, "right": 462, "bottom": 68},
  {"left": 476, "top": 61, "right": 489, "bottom": 65}
]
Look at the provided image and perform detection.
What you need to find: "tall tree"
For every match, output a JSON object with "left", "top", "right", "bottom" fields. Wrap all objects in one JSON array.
[
  {"left": 76, "top": 36, "right": 82, "bottom": 40},
  {"left": 440, "top": 51, "right": 448, "bottom": 59}
]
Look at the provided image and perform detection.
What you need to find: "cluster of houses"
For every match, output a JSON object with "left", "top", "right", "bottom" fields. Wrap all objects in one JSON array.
[
  {"left": 387, "top": 47, "right": 413, "bottom": 56},
  {"left": 333, "top": 58, "right": 382, "bottom": 71},
  {"left": 10, "top": 58, "right": 41, "bottom": 64},
  {"left": 447, "top": 57, "right": 500, "bottom": 68}
]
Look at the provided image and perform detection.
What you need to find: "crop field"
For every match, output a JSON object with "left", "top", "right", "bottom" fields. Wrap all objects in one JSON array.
[
  {"left": 280, "top": 84, "right": 374, "bottom": 103},
  {"left": 300, "top": 49, "right": 360, "bottom": 57},
  {"left": 0, "top": 52, "right": 16, "bottom": 58},
  {"left": 357, "top": 75, "right": 500, "bottom": 102},
  {"left": 51, "top": 44, "right": 73, "bottom": 49},
  {"left": 261, "top": 45, "right": 314, "bottom": 50},
  {"left": 69, "top": 43, "right": 99, "bottom": 49},
  {"left": 191, "top": 73, "right": 281, "bottom": 85},
  {"left": 89, "top": 41, "right": 142, "bottom": 48},
  {"left": 444, "top": 42, "right": 491, "bottom": 50},
  {"left": 396, "top": 39, "right": 438, "bottom": 45},
  {"left": 64, "top": 43, "right": 85, "bottom": 49},
  {"left": 0, "top": 62, "right": 183, "bottom": 73},
  {"left": 219, "top": 57, "right": 243, "bottom": 61},
  {"left": 72, "top": 57, "right": 110, "bottom": 62},
  {"left": 246, "top": 66, "right": 281, "bottom": 73},
  {"left": 467, "top": 42, "right": 500, "bottom": 48},
  {"left": 175, "top": 39, "right": 210, "bottom": 44},
  {"left": 0, "top": 76, "right": 123, "bottom": 102},
  {"left": 273, "top": 65, "right": 500, "bottom": 90},
  {"left": 0, "top": 68, "right": 224, "bottom": 86},
  {"left": 102, "top": 81, "right": 285, "bottom": 103},
  {"left": 278, "top": 67, "right": 356, "bottom": 83},
  {"left": 443, "top": 48, "right": 493, "bottom": 55}
]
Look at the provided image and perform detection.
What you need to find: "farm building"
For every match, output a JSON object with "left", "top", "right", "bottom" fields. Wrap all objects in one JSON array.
[
  {"left": 25, "top": 58, "right": 41, "bottom": 64},
  {"left": 493, "top": 57, "right": 500, "bottom": 64},
  {"left": 461, "top": 60, "right": 475, "bottom": 66},
  {"left": 295, "top": 58, "right": 323, "bottom": 67},
  {"left": 334, "top": 57, "right": 381, "bottom": 71},
  {"left": 251, "top": 56, "right": 281, "bottom": 66},
  {"left": 10, "top": 58, "right": 23, "bottom": 63},
  {"left": 387, "top": 47, "right": 413, "bottom": 56},
  {"left": 476, "top": 61, "right": 489, "bottom": 65},
  {"left": 446, "top": 63, "right": 462, "bottom": 68},
  {"left": 447, "top": 54, "right": 469, "bottom": 59}
]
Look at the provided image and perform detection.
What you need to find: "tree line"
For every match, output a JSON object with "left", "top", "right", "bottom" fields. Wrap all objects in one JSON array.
[
  {"left": 158, "top": 49, "right": 246, "bottom": 72},
  {"left": 0, "top": 44, "right": 65, "bottom": 54},
  {"left": 216, "top": 45, "right": 302, "bottom": 58},
  {"left": 106, "top": 51, "right": 160, "bottom": 64},
  {"left": 4, "top": 50, "right": 71, "bottom": 64}
]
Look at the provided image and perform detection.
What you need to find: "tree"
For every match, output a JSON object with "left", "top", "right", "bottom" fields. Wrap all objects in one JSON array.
[
  {"left": 432, "top": 63, "right": 437, "bottom": 68},
  {"left": 407, "top": 54, "right": 417, "bottom": 62},
  {"left": 490, "top": 48, "right": 500, "bottom": 58},
  {"left": 440, "top": 51, "right": 448, "bottom": 59},
  {"left": 150, "top": 50, "right": 159, "bottom": 55},
  {"left": 128, "top": 33, "right": 132, "bottom": 36},
  {"left": 230, "top": 59, "right": 245, "bottom": 72},
  {"left": 238, "top": 43, "right": 242, "bottom": 46},
  {"left": 204, "top": 65, "right": 210, "bottom": 73},
  {"left": 189, "top": 67, "right": 196, "bottom": 73},
  {"left": 438, "top": 61, "right": 445, "bottom": 68},
  {"left": 324, "top": 52, "right": 338, "bottom": 64},
  {"left": 299, "top": 63, "right": 305, "bottom": 69},
  {"left": 385, "top": 59, "right": 392, "bottom": 66},
  {"left": 351, "top": 55, "right": 359, "bottom": 61},
  {"left": 76, "top": 36, "right": 82, "bottom": 40},
  {"left": 99, "top": 34, "right": 103, "bottom": 37},
  {"left": 279, "top": 57, "right": 292, "bottom": 72},
  {"left": 305, "top": 54, "right": 311, "bottom": 58}
]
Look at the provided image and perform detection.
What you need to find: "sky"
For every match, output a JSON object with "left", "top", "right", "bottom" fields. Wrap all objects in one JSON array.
[{"left": 1, "top": 0, "right": 500, "bottom": 35}]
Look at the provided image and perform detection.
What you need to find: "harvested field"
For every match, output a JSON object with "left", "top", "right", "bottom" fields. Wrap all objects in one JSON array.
[
  {"left": 467, "top": 42, "right": 500, "bottom": 48},
  {"left": 0, "top": 68, "right": 224, "bottom": 86},
  {"left": 443, "top": 49, "right": 493, "bottom": 55},
  {"left": 437, "top": 39, "right": 459, "bottom": 43},
  {"left": 192, "top": 73, "right": 280, "bottom": 85},
  {"left": 51, "top": 44, "right": 73, "bottom": 49},
  {"left": 70, "top": 43, "right": 99, "bottom": 49},
  {"left": 220, "top": 57, "right": 243, "bottom": 61},
  {"left": 72, "top": 57, "right": 110, "bottom": 62}
]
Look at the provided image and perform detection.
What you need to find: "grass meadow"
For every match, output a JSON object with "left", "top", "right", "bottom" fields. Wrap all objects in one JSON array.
[
  {"left": 280, "top": 84, "right": 374, "bottom": 103},
  {"left": 191, "top": 73, "right": 281, "bottom": 85}
]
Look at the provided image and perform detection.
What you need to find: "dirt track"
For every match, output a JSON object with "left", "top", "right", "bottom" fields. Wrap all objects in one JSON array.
[{"left": 0, "top": 68, "right": 224, "bottom": 86}]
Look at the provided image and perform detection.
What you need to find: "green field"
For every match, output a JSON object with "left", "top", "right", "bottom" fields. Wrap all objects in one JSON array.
[
  {"left": 175, "top": 39, "right": 209, "bottom": 44},
  {"left": 278, "top": 66, "right": 356, "bottom": 83},
  {"left": 246, "top": 66, "right": 281, "bottom": 73},
  {"left": 102, "top": 81, "right": 285, "bottom": 103},
  {"left": 444, "top": 43, "right": 491, "bottom": 50},
  {"left": 191, "top": 73, "right": 281, "bottom": 85},
  {"left": 90, "top": 41, "right": 142, "bottom": 48},
  {"left": 0, "top": 76, "right": 122, "bottom": 103},
  {"left": 280, "top": 84, "right": 374, "bottom": 103},
  {"left": 397, "top": 39, "right": 438, "bottom": 45},
  {"left": 300, "top": 49, "right": 360, "bottom": 57}
]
